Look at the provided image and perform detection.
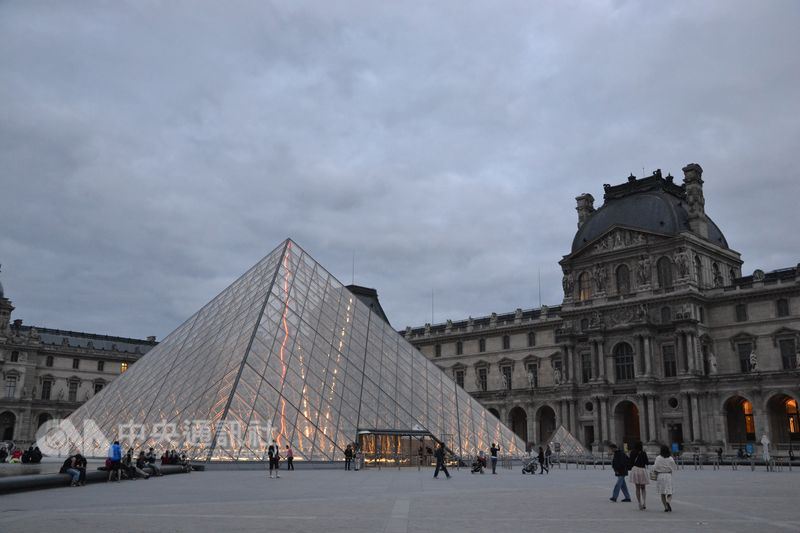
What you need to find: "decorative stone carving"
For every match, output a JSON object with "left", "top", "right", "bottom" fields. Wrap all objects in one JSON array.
[
  {"left": 552, "top": 367, "right": 561, "bottom": 386},
  {"left": 636, "top": 256, "right": 652, "bottom": 285},
  {"left": 674, "top": 248, "right": 690, "bottom": 278},
  {"left": 707, "top": 350, "right": 718, "bottom": 375},
  {"left": 540, "top": 305, "right": 548, "bottom": 319},
  {"left": 562, "top": 271, "right": 575, "bottom": 297},
  {"left": 589, "top": 311, "right": 603, "bottom": 328},
  {"left": 527, "top": 371, "right": 536, "bottom": 389},
  {"left": 592, "top": 264, "right": 607, "bottom": 293},
  {"left": 753, "top": 269, "right": 765, "bottom": 282},
  {"left": 593, "top": 229, "right": 647, "bottom": 253},
  {"left": 749, "top": 350, "right": 759, "bottom": 372}
]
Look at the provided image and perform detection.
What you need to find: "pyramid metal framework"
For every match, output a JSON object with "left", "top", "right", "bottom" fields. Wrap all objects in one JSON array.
[
  {"left": 547, "top": 426, "right": 587, "bottom": 456},
  {"left": 56, "top": 239, "right": 525, "bottom": 461}
]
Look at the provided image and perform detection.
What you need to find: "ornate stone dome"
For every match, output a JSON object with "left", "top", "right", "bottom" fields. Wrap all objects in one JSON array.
[{"left": 571, "top": 172, "right": 728, "bottom": 253}]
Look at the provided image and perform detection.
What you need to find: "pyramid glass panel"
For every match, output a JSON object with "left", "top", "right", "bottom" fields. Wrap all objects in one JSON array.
[{"left": 45, "top": 239, "right": 525, "bottom": 461}]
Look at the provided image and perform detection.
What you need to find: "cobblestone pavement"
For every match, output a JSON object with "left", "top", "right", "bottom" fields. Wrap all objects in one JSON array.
[{"left": 0, "top": 464, "right": 796, "bottom": 532}]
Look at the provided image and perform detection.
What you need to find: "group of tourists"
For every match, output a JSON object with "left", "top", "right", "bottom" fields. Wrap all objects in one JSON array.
[
  {"left": 609, "top": 442, "right": 677, "bottom": 512},
  {"left": 0, "top": 444, "right": 42, "bottom": 464}
]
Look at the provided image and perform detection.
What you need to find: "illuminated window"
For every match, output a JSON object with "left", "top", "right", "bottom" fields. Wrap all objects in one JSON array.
[
  {"left": 120, "top": 361, "right": 129, "bottom": 373},
  {"left": 743, "top": 400, "right": 755, "bottom": 438},
  {"left": 578, "top": 272, "right": 592, "bottom": 301},
  {"left": 787, "top": 400, "right": 799, "bottom": 435}
]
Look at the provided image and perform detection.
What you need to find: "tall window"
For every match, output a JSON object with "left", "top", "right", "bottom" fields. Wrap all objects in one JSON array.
[
  {"left": 581, "top": 352, "right": 592, "bottom": 383},
  {"left": 616, "top": 264, "right": 631, "bottom": 295},
  {"left": 5, "top": 375, "right": 17, "bottom": 398},
  {"left": 657, "top": 257, "right": 674, "bottom": 289},
  {"left": 68, "top": 380, "right": 79, "bottom": 402},
  {"left": 120, "top": 361, "right": 129, "bottom": 373},
  {"left": 712, "top": 262, "right": 722, "bottom": 287},
  {"left": 787, "top": 400, "right": 799, "bottom": 437},
  {"left": 456, "top": 341, "right": 463, "bottom": 355},
  {"left": 578, "top": 272, "right": 592, "bottom": 301},
  {"left": 735, "top": 304, "right": 748, "bottom": 322},
  {"left": 478, "top": 368, "right": 488, "bottom": 391},
  {"left": 662, "top": 345, "right": 677, "bottom": 377},
  {"left": 661, "top": 306, "right": 672, "bottom": 323},
  {"left": 729, "top": 267, "right": 737, "bottom": 283},
  {"left": 72, "top": 358, "right": 80, "bottom": 370},
  {"left": 41, "top": 380, "right": 53, "bottom": 400},
  {"left": 478, "top": 338, "right": 486, "bottom": 353},
  {"left": 501, "top": 366, "right": 512, "bottom": 390},
  {"left": 527, "top": 332, "right": 536, "bottom": 347},
  {"left": 614, "top": 342, "right": 635, "bottom": 382},
  {"left": 94, "top": 382, "right": 105, "bottom": 394},
  {"left": 46, "top": 355, "right": 54, "bottom": 367},
  {"left": 777, "top": 299, "right": 790, "bottom": 317},
  {"left": 779, "top": 339, "right": 797, "bottom": 370},
  {"left": 455, "top": 370, "right": 465, "bottom": 388},
  {"left": 694, "top": 255, "right": 703, "bottom": 285},
  {"left": 737, "top": 342, "right": 753, "bottom": 373},
  {"left": 553, "top": 359, "right": 563, "bottom": 382},
  {"left": 97, "top": 360, "right": 105, "bottom": 372},
  {"left": 502, "top": 335, "right": 510, "bottom": 350},
  {"left": 434, "top": 344, "right": 441, "bottom": 358},
  {"left": 526, "top": 363, "right": 538, "bottom": 388},
  {"left": 10, "top": 351, "right": 19, "bottom": 362}
]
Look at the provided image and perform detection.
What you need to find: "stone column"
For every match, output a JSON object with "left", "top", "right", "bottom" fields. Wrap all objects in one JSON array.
[
  {"left": 600, "top": 397, "right": 610, "bottom": 444},
  {"left": 681, "top": 393, "right": 693, "bottom": 442},
  {"left": 597, "top": 341, "right": 606, "bottom": 381},
  {"left": 686, "top": 332, "right": 696, "bottom": 374},
  {"left": 565, "top": 346, "right": 573, "bottom": 383},
  {"left": 691, "top": 393, "right": 702, "bottom": 442},
  {"left": 752, "top": 390, "right": 767, "bottom": 443},
  {"left": 560, "top": 401, "right": 568, "bottom": 430},
  {"left": 643, "top": 336, "right": 652, "bottom": 376},
  {"left": 647, "top": 395, "right": 658, "bottom": 442},
  {"left": 526, "top": 404, "right": 536, "bottom": 449},
  {"left": 676, "top": 333, "right": 687, "bottom": 374},
  {"left": 569, "top": 400, "right": 577, "bottom": 437},
  {"left": 637, "top": 395, "right": 648, "bottom": 443},
  {"left": 590, "top": 341, "right": 599, "bottom": 381},
  {"left": 633, "top": 335, "right": 642, "bottom": 377},
  {"left": 593, "top": 397, "right": 601, "bottom": 446}
]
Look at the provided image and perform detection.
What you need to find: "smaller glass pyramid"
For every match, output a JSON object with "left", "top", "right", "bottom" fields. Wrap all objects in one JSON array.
[
  {"left": 547, "top": 426, "right": 586, "bottom": 456},
  {"left": 45, "top": 239, "right": 525, "bottom": 461}
]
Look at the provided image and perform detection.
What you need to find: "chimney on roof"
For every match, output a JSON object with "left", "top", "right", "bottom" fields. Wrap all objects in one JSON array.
[
  {"left": 682, "top": 163, "right": 708, "bottom": 239},
  {"left": 575, "top": 193, "right": 595, "bottom": 229}
]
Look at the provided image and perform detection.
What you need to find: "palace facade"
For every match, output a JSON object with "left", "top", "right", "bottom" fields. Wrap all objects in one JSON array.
[
  {"left": 0, "top": 283, "right": 156, "bottom": 447},
  {"left": 403, "top": 164, "right": 800, "bottom": 454}
]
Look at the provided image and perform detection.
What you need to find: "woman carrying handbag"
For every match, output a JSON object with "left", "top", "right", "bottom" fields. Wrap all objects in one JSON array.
[{"left": 628, "top": 441, "right": 650, "bottom": 510}]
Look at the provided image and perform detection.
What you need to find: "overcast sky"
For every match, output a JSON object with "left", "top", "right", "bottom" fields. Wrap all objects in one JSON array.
[{"left": 1, "top": 1, "right": 799, "bottom": 340}]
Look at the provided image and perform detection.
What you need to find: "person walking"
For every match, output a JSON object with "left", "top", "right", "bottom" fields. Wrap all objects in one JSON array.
[
  {"left": 653, "top": 445, "right": 677, "bottom": 512},
  {"left": 285, "top": 445, "right": 294, "bottom": 471},
  {"left": 490, "top": 443, "right": 499, "bottom": 474},
  {"left": 433, "top": 442, "right": 451, "bottom": 479},
  {"left": 107, "top": 440, "right": 122, "bottom": 482},
  {"left": 538, "top": 446, "right": 549, "bottom": 474},
  {"left": 268, "top": 440, "right": 280, "bottom": 479},
  {"left": 628, "top": 441, "right": 649, "bottom": 510},
  {"left": 609, "top": 443, "right": 631, "bottom": 502},
  {"left": 344, "top": 444, "right": 353, "bottom": 471},
  {"left": 545, "top": 445, "right": 553, "bottom": 468}
]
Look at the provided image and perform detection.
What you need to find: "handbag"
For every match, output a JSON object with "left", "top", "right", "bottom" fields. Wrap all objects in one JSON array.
[{"left": 649, "top": 470, "right": 658, "bottom": 481}]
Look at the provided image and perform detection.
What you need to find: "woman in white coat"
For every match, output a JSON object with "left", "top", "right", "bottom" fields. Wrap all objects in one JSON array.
[{"left": 653, "top": 445, "right": 677, "bottom": 512}]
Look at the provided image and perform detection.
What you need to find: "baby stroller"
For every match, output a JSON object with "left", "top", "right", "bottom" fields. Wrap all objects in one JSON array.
[
  {"left": 521, "top": 456, "right": 538, "bottom": 474},
  {"left": 471, "top": 455, "right": 486, "bottom": 474}
]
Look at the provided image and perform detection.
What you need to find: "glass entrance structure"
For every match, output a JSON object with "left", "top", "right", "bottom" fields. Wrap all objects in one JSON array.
[{"left": 45, "top": 239, "right": 525, "bottom": 461}]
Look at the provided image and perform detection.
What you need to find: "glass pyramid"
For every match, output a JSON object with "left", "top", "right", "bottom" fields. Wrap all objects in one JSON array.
[{"left": 48, "top": 239, "right": 525, "bottom": 461}]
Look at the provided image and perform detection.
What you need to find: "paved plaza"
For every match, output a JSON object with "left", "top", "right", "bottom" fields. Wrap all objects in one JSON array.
[{"left": 0, "top": 464, "right": 797, "bottom": 533}]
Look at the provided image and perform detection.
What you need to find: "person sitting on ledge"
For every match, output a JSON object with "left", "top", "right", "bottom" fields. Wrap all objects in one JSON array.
[
  {"left": 140, "top": 450, "right": 162, "bottom": 476},
  {"left": 30, "top": 446, "right": 43, "bottom": 464},
  {"left": 0, "top": 446, "right": 7, "bottom": 463},
  {"left": 59, "top": 454, "right": 82, "bottom": 487},
  {"left": 123, "top": 449, "right": 150, "bottom": 479},
  {"left": 75, "top": 453, "right": 87, "bottom": 485}
]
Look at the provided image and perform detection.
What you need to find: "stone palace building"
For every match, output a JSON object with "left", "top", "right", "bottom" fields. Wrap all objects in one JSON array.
[
  {"left": 403, "top": 164, "right": 800, "bottom": 455},
  {"left": 0, "top": 281, "right": 156, "bottom": 447}
]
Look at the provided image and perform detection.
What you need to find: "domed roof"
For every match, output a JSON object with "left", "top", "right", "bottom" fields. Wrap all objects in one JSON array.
[{"left": 571, "top": 181, "right": 728, "bottom": 253}]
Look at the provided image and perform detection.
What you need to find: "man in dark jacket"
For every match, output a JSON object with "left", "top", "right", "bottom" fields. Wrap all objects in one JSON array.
[
  {"left": 609, "top": 443, "right": 631, "bottom": 502},
  {"left": 433, "top": 442, "right": 451, "bottom": 479}
]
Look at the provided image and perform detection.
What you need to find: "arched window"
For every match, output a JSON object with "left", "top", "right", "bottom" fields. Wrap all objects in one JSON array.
[
  {"left": 613, "top": 342, "right": 635, "bottom": 382},
  {"left": 694, "top": 255, "right": 702, "bottom": 285},
  {"left": 478, "top": 338, "right": 486, "bottom": 353},
  {"left": 657, "top": 257, "right": 674, "bottom": 289},
  {"left": 578, "top": 272, "right": 592, "bottom": 301},
  {"left": 615, "top": 264, "right": 631, "bottom": 295},
  {"left": 502, "top": 335, "right": 510, "bottom": 350}
]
